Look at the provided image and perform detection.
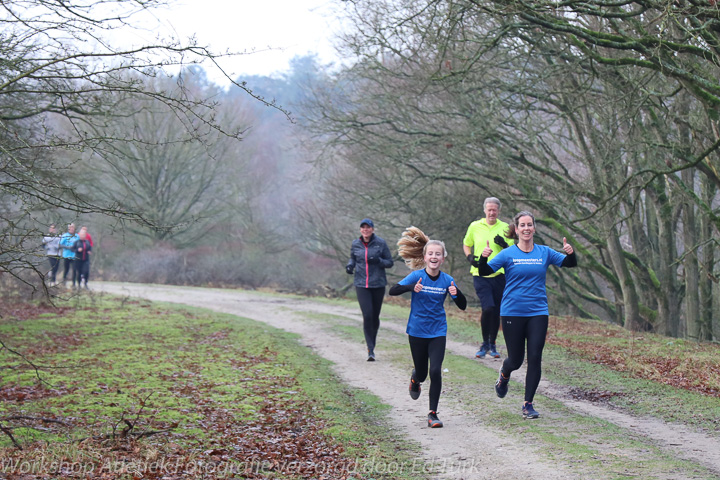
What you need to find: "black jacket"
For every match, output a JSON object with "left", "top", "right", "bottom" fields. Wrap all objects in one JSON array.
[{"left": 346, "top": 234, "right": 394, "bottom": 288}]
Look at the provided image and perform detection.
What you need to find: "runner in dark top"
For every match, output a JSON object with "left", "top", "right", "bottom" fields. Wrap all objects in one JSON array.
[{"left": 346, "top": 218, "right": 394, "bottom": 361}]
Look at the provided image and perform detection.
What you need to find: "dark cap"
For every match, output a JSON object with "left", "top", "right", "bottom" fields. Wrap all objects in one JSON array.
[{"left": 360, "top": 218, "right": 374, "bottom": 228}]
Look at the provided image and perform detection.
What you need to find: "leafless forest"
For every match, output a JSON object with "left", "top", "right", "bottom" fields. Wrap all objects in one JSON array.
[{"left": 2, "top": 0, "right": 719, "bottom": 341}]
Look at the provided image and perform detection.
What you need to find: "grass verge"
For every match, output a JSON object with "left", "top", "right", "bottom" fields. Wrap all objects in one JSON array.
[{"left": 0, "top": 295, "right": 424, "bottom": 480}]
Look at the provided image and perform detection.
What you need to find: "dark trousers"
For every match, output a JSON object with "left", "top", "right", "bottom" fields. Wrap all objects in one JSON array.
[
  {"left": 473, "top": 274, "right": 505, "bottom": 345},
  {"left": 62, "top": 258, "right": 76, "bottom": 284},
  {"left": 501, "top": 315, "right": 548, "bottom": 403},
  {"left": 408, "top": 335, "right": 446, "bottom": 412},
  {"left": 356, "top": 287, "right": 385, "bottom": 353},
  {"left": 76, "top": 259, "right": 90, "bottom": 285},
  {"left": 47, "top": 257, "right": 60, "bottom": 282}
]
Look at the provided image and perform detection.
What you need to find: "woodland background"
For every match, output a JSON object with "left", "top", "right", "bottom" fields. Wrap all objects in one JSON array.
[{"left": 2, "top": 0, "right": 720, "bottom": 341}]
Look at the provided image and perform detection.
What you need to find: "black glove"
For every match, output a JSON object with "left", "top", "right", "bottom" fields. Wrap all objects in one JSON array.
[
  {"left": 494, "top": 235, "right": 509, "bottom": 249},
  {"left": 367, "top": 256, "right": 380, "bottom": 265},
  {"left": 346, "top": 265, "right": 354, "bottom": 274},
  {"left": 466, "top": 254, "right": 475, "bottom": 265}
]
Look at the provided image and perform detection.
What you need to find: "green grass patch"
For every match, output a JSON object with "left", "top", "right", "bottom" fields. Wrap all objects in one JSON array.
[{"left": 0, "top": 295, "right": 426, "bottom": 480}]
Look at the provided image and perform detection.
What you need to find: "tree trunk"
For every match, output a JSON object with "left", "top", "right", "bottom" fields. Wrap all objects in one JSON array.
[
  {"left": 699, "top": 178, "right": 716, "bottom": 341},
  {"left": 682, "top": 169, "right": 700, "bottom": 340},
  {"left": 606, "top": 224, "right": 642, "bottom": 331}
]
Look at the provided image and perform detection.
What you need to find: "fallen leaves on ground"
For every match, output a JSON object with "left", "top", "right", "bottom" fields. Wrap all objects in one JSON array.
[
  {"left": 547, "top": 316, "right": 720, "bottom": 398},
  {"left": 0, "top": 300, "right": 364, "bottom": 479}
]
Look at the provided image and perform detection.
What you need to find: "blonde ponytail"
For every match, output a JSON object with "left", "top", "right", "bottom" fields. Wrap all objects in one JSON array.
[{"left": 397, "top": 226, "right": 447, "bottom": 270}]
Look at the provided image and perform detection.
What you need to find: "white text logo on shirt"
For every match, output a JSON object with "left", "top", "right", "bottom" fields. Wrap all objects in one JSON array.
[
  {"left": 421, "top": 286, "right": 447, "bottom": 295},
  {"left": 512, "top": 258, "right": 542, "bottom": 265}
]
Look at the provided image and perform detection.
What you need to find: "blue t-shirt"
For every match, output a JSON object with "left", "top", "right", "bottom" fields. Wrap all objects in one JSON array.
[
  {"left": 488, "top": 244, "right": 567, "bottom": 316},
  {"left": 398, "top": 269, "right": 457, "bottom": 338},
  {"left": 59, "top": 233, "right": 79, "bottom": 259}
]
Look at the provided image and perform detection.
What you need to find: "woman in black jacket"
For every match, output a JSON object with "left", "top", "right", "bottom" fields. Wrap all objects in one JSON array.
[{"left": 346, "top": 218, "right": 394, "bottom": 361}]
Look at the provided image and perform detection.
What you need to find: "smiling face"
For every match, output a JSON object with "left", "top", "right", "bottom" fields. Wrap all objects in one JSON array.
[
  {"left": 360, "top": 224, "right": 374, "bottom": 241},
  {"left": 515, "top": 215, "right": 536, "bottom": 243},
  {"left": 484, "top": 201, "right": 500, "bottom": 225},
  {"left": 423, "top": 243, "right": 445, "bottom": 273}
]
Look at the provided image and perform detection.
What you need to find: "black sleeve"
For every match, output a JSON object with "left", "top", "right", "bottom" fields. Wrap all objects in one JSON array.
[
  {"left": 346, "top": 242, "right": 356, "bottom": 270},
  {"left": 389, "top": 283, "right": 413, "bottom": 296},
  {"left": 561, "top": 251, "right": 577, "bottom": 268},
  {"left": 379, "top": 241, "right": 394, "bottom": 269},
  {"left": 451, "top": 288, "right": 467, "bottom": 310},
  {"left": 474, "top": 256, "right": 496, "bottom": 276}
]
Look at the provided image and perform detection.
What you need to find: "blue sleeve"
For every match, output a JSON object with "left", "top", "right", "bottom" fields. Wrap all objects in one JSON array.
[
  {"left": 444, "top": 274, "right": 456, "bottom": 297},
  {"left": 487, "top": 248, "right": 508, "bottom": 272},
  {"left": 547, "top": 247, "right": 566, "bottom": 267},
  {"left": 399, "top": 270, "right": 421, "bottom": 285}
]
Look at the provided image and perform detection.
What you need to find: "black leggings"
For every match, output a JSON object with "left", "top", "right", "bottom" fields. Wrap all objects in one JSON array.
[
  {"left": 356, "top": 287, "right": 385, "bottom": 353},
  {"left": 47, "top": 257, "right": 60, "bottom": 282},
  {"left": 473, "top": 275, "right": 505, "bottom": 345},
  {"left": 76, "top": 259, "right": 90, "bottom": 285},
  {"left": 480, "top": 307, "right": 500, "bottom": 345},
  {"left": 62, "top": 258, "right": 76, "bottom": 284},
  {"left": 501, "top": 315, "right": 548, "bottom": 403},
  {"left": 408, "top": 335, "right": 446, "bottom": 412}
]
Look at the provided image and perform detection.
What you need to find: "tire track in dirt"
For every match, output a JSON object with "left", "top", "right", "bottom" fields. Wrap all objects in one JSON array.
[{"left": 96, "top": 283, "right": 720, "bottom": 478}]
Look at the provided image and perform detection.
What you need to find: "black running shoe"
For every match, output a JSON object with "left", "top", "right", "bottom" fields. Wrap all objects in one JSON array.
[
  {"left": 367, "top": 349, "right": 375, "bottom": 362},
  {"left": 495, "top": 368, "right": 509, "bottom": 398},
  {"left": 409, "top": 369, "right": 421, "bottom": 400},
  {"left": 522, "top": 402, "right": 540, "bottom": 419},
  {"left": 427, "top": 411, "right": 443, "bottom": 428}
]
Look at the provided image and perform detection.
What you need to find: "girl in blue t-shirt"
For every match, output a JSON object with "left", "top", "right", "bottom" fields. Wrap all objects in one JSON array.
[
  {"left": 389, "top": 227, "right": 467, "bottom": 428},
  {"left": 476, "top": 211, "right": 577, "bottom": 419}
]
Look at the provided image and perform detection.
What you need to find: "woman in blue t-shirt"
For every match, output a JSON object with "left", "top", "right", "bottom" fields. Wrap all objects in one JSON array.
[
  {"left": 475, "top": 211, "right": 577, "bottom": 419},
  {"left": 389, "top": 227, "right": 467, "bottom": 428}
]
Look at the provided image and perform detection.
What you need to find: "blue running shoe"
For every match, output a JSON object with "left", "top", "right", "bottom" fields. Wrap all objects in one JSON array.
[
  {"left": 495, "top": 368, "right": 509, "bottom": 398},
  {"left": 522, "top": 402, "right": 540, "bottom": 419},
  {"left": 489, "top": 344, "right": 501, "bottom": 358},
  {"left": 475, "top": 343, "right": 489, "bottom": 358}
]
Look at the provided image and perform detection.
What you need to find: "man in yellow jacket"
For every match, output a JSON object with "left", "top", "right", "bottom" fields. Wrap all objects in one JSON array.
[{"left": 463, "top": 197, "right": 513, "bottom": 358}]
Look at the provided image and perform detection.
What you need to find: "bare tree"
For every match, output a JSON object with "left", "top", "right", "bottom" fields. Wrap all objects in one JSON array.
[
  {"left": 305, "top": 0, "right": 719, "bottom": 338},
  {"left": 0, "top": 0, "right": 284, "bottom": 289},
  {"left": 66, "top": 71, "right": 253, "bottom": 247}
]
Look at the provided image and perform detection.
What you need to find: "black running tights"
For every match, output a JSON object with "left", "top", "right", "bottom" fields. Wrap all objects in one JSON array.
[
  {"left": 500, "top": 315, "right": 548, "bottom": 403},
  {"left": 356, "top": 287, "right": 385, "bottom": 353},
  {"left": 62, "top": 258, "right": 75, "bottom": 283},
  {"left": 408, "top": 335, "right": 446, "bottom": 412},
  {"left": 480, "top": 307, "right": 500, "bottom": 345}
]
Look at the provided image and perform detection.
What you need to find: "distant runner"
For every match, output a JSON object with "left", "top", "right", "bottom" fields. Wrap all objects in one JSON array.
[{"left": 346, "top": 218, "right": 394, "bottom": 361}]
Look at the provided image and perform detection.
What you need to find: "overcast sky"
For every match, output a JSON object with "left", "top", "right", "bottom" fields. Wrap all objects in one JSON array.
[{"left": 142, "top": 0, "right": 343, "bottom": 85}]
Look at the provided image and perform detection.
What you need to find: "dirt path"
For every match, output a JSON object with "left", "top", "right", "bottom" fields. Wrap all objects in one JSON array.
[{"left": 95, "top": 283, "right": 720, "bottom": 479}]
